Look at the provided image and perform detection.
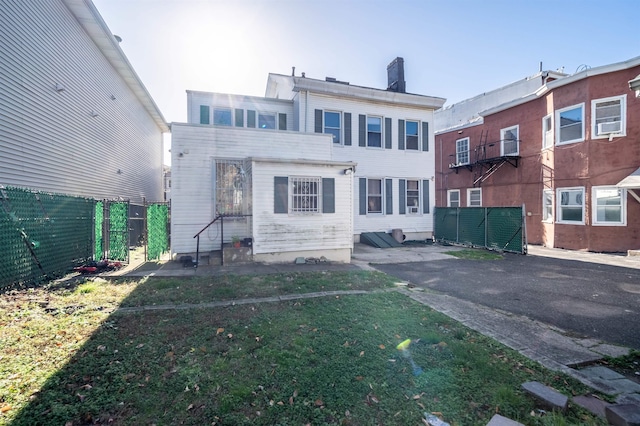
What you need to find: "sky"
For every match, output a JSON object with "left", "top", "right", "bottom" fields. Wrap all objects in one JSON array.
[{"left": 92, "top": 0, "right": 640, "bottom": 162}]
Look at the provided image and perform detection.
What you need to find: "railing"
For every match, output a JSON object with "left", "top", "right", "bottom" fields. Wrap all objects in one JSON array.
[
  {"left": 449, "top": 139, "right": 520, "bottom": 169},
  {"left": 193, "top": 214, "right": 252, "bottom": 268}
]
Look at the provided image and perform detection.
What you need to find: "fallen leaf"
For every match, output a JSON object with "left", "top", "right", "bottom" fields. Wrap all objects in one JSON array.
[
  {"left": 378, "top": 344, "right": 385, "bottom": 349},
  {"left": 0, "top": 406, "right": 12, "bottom": 413},
  {"left": 227, "top": 333, "right": 233, "bottom": 339},
  {"left": 289, "top": 397, "right": 293, "bottom": 405},
  {"left": 343, "top": 341, "right": 350, "bottom": 347},
  {"left": 277, "top": 401, "right": 284, "bottom": 406},
  {"left": 216, "top": 328, "right": 224, "bottom": 335},
  {"left": 412, "top": 394, "right": 421, "bottom": 400},
  {"left": 314, "top": 399, "right": 324, "bottom": 407},
  {"left": 136, "top": 343, "right": 144, "bottom": 348},
  {"left": 359, "top": 351, "right": 364, "bottom": 357},
  {"left": 293, "top": 389, "right": 298, "bottom": 397},
  {"left": 77, "top": 393, "right": 86, "bottom": 402},
  {"left": 187, "top": 404, "right": 193, "bottom": 410},
  {"left": 355, "top": 376, "right": 364, "bottom": 381}
]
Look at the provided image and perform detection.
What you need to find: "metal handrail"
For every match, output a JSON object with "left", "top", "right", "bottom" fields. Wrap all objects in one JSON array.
[{"left": 193, "top": 214, "right": 252, "bottom": 268}]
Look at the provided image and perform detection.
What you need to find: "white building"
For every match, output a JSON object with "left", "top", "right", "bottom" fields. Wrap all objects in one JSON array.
[
  {"left": 0, "top": 0, "right": 168, "bottom": 203},
  {"left": 171, "top": 58, "right": 445, "bottom": 263}
]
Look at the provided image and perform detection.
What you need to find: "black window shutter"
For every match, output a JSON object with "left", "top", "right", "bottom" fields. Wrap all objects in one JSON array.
[
  {"left": 344, "top": 113, "right": 352, "bottom": 145},
  {"left": 200, "top": 105, "right": 210, "bottom": 124},
  {"left": 274, "top": 177, "right": 288, "bottom": 213},
  {"left": 322, "top": 178, "right": 335, "bottom": 213},
  {"left": 422, "top": 122, "right": 429, "bottom": 151},
  {"left": 399, "top": 179, "right": 406, "bottom": 215},
  {"left": 359, "top": 178, "right": 367, "bottom": 215},
  {"left": 235, "top": 109, "right": 244, "bottom": 127},
  {"left": 398, "top": 119, "right": 405, "bottom": 150},
  {"left": 358, "top": 115, "right": 366, "bottom": 147},
  {"left": 279, "top": 113, "right": 287, "bottom": 130},
  {"left": 247, "top": 110, "right": 256, "bottom": 128},
  {"left": 385, "top": 178, "right": 393, "bottom": 214},
  {"left": 314, "top": 109, "right": 323, "bottom": 133},
  {"left": 384, "top": 117, "right": 392, "bottom": 149},
  {"left": 423, "top": 180, "right": 430, "bottom": 213}
]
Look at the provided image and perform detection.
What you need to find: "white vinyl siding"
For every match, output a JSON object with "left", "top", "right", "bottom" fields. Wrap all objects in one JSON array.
[
  {"left": 0, "top": 0, "right": 165, "bottom": 202},
  {"left": 592, "top": 186, "right": 626, "bottom": 226}
]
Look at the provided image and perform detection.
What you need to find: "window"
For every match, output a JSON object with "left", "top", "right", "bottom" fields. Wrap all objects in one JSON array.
[
  {"left": 258, "top": 113, "right": 276, "bottom": 129},
  {"left": 542, "top": 114, "right": 553, "bottom": 149},
  {"left": 592, "top": 95, "right": 626, "bottom": 138},
  {"left": 406, "top": 180, "right": 420, "bottom": 213},
  {"left": 215, "top": 159, "right": 249, "bottom": 216},
  {"left": 199, "top": 105, "right": 210, "bottom": 125},
  {"left": 500, "top": 125, "right": 519, "bottom": 156},
  {"left": 405, "top": 120, "right": 419, "bottom": 150},
  {"left": 447, "top": 189, "right": 460, "bottom": 207},
  {"left": 592, "top": 186, "right": 625, "bottom": 225},
  {"left": 291, "top": 177, "right": 320, "bottom": 213},
  {"left": 542, "top": 190, "right": 553, "bottom": 222},
  {"left": 367, "top": 116, "right": 382, "bottom": 148},
  {"left": 467, "top": 188, "right": 482, "bottom": 206},
  {"left": 367, "top": 179, "right": 383, "bottom": 213},
  {"left": 456, "top": 138, "right": 469, "bottom": 165},
  {"left": 557, "top": 187, "right": 584, "bottom": 224},
  {"left": 556, "top": 104, "right": 584, "bottom": 145},
  {"left": 213, "top": 108, "right": 232, "bottom": 126},
  {"left": 324, "top": 111, "right": 341, "bottom": 144}
]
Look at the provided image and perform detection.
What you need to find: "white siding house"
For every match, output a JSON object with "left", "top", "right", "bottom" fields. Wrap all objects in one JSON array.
[
  {"left": 0, "top": 0, "right": 168, "bottom": 203},
  {"left": 171, "top": 58, "right": 444, "bottom": 262}
]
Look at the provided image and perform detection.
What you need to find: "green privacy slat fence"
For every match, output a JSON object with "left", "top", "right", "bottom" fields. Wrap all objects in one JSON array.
[
  {"left": 107, "top": 202, "right": 129, "bottom": 262},
  {"left": 0, "top": 186, "right": 95, "bottom": 289},
  {"left": 147, "top": 203, "right": 169, "bottom": 260},
  {"left": 434, "top": 206, "right": 526, "bottom": 254},
  {"left": 95, "top": 201, "right": 104, "bottom": 259}
]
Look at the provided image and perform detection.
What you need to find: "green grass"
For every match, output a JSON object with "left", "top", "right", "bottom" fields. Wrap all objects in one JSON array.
[
  {"left": 0, "top": 272, "right": 606, "bottom": 425},
  {"left": 444, "top": 249, "right": 504, "bottom": 260}
]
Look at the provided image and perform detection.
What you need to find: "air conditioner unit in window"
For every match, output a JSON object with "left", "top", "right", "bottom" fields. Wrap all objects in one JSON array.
[
  {"left": 409, "top": 206, "right": 419, "bottom": 214},
  {"left": 597, "top": 121, "right": 622, "bottom": 135}
]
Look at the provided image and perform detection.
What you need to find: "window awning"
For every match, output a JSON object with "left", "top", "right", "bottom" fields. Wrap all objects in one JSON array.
[{"left": 617, "top": 167, "right": 640, "bottom": 189}]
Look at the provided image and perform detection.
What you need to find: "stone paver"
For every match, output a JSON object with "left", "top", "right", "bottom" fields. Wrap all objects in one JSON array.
[
  {"left": 485, "top": 414, "right": 524, "bottom": 425},
  {"left": 605, "top": 403, "right": 640, "bottom": 426},
  {"left": 521, "top": 381, "right": 568, "bottom": 412},
  {"left": 572, "top": 395, "right": 612, "bottom": 418}
]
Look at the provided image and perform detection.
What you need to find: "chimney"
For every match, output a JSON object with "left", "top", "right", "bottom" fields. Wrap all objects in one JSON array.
[{"left": 387, "top": 57, "right": 405, "bottom": 93}]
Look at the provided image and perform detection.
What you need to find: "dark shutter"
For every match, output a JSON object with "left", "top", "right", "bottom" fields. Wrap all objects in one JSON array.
[
  {"left": 422, "top": 122, "right": 429, "bottom": 151},
  {"left": 235, "top": 109, "right": 244, "bottom": 127},
  {"left": 384, "top": 117, "right": 392, "bottom": 149},
  {"left": 199, "top": 105, "right": 210, "bottom": 124},
  {"left": 385, "top": 178, "right": 393, "bottom": 214},
  {"left": 322, "top": 178, "right": 335, "bottom": 213},
  {"left": 314, "top": 109, "right": 323, "bottom": 133},
  {"left": 344, "top": 112, "right": 352, "bottom": 146},
  {"left": 278, "top": 113, "right": 287, "bottom": 130},
  {"left": 423, "top": 180, "right": 430, "bottom": 213},
  {"left": 398, "top": 119, "right": 405, "bottom": 150},
  {"left": 274, "top": 176, "right": 288, "bottom": 214},
  {"left": 359, "top": 178, "right": 367, "bottom": 215},
  {"left": 358, "top": 115, "right": 366, "bottom": 147},
  {"left": 399, "top": 179, "right": 406, "bottom": 215},
  {"left": 247, "top": 110, "right": 256, "bottom": 128}
]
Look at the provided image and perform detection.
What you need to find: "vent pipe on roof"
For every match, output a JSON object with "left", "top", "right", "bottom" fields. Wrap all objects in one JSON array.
[{"left": 387, "top": 57, "right": 406, "bottom": 93}]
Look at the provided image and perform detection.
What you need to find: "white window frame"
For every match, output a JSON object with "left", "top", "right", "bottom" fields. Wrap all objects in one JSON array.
[
  {"left": 542, "top": 114, "right": 553, "bottom": 150},
  {"left": 367, "top": 116, "right": 383, "bottom": 148},
  {"left": 500, "top": 125, "right": 519, "bottom": 156},
  {"left": 467, "top": 188, "right": 482, "bottom": 207},
  {"left": 367, "top": 178, "right": 384, "bottom": 214},
  {"left": 542, "top": 189, "right": 554, "bottom": 223},
  {"left": 592, "top": 186, "right": 626, "bottom": 226},
  {"left": 290, "top": 176, "right": 321, "bottom": 214},
  {"left": 324, "top": 111, "right": 342, "bottom": 144},
  {"left": 591, "top": 95, "right": 626, "bottom": 139},
  {"left": 406, "top": 179, "right": 421, "bottom": 214},
  {"left": 447, "top": 189, "right": 460, "bottom": 207},
  {"left": 258, "top": 112, "right": 276, "bottom": 129},
  {"left": 556, "top": 103, "right": 585, "bottom": 145},
  {"left": 455, "top": 137, "right": 470, "bottom": 165},
  {"left": 213, "top": 108, "right": 232, "bottom": 126},
  {"left": 405, "top": 120, "right": 420, "bottom": 150},
  {"left": 556, "top": 187, "right": 585, "bottom": 225}
]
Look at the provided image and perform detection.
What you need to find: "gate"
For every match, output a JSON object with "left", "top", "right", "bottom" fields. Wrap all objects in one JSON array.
[{"left": 434, "top": 206, "right": 527, "bottom": 254}]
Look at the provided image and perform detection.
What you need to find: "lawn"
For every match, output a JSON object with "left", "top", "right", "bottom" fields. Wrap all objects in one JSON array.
[{"left": 0, "top": 272, "right": 607, "bottom": 425}]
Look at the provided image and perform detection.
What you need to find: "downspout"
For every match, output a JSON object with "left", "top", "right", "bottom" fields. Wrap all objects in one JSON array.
[{"left": 304, "top": 90, "right": 309, "bottom": 132}]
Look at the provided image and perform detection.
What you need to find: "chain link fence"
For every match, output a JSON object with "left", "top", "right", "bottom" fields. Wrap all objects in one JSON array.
[{"left": 147, "top": 203, "right": 169, "bottom": 261}]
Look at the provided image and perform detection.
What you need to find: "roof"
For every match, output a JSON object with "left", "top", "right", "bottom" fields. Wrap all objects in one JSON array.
[
  {"left": 266, "top": 73, "right": 446, "bottom": 110},
  {"left": 62, "top": 0, "right": 169, "bottom": 132}
]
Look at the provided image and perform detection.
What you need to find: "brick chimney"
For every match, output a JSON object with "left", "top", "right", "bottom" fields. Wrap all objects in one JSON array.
[{"left": 387, "top": 57, "right": 406, "bottom": 93}]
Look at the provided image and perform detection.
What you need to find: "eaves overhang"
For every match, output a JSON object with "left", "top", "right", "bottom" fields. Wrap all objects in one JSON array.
[
  {"left": 480, "top": 55, "right": 640, "bottom": 118},
  {"left": 62, "top": 0, "right": 169, "bottom": 133},
  {"left": 289, "top": 76, "right": 446, "bottom": 110}
]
